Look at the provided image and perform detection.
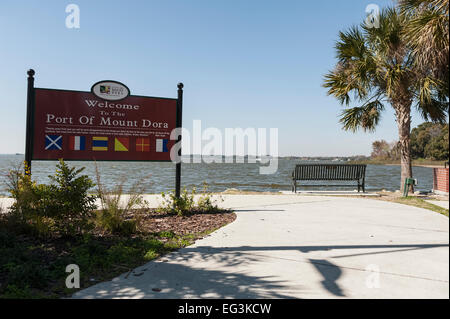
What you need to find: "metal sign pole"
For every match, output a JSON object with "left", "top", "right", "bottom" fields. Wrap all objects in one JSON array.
[
  {"left": 175, "top": 82, "right": 184, "bottom": 198},
  {"left": 24, "top": 69, "right": 35, "bottom": 175}
]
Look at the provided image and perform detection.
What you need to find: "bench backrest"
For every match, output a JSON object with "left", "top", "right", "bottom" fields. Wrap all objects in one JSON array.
[{"left": 293, "top": 164, "right": 366, "bottom": 181}]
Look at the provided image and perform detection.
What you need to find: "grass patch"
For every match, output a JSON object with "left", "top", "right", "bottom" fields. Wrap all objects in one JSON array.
[
  {"left": 391, "top": 197, "right": 449, "bottom": 217},
  {"left": 323, "top": 193, "right": 448, "bottom": 217}
]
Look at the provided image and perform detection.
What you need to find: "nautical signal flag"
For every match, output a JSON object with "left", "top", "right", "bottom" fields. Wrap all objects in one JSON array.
[
  {"left": 69, "top": 136, "right": 86, "bottom": 151},
  {"left": 92, "top": 137, "right": 108, "bottom": 151},
  {"left": 114, "top": 137, "right": 129, "bottom": 151},
  {"left": 136, "top": 138, "right": 150, "bottom": 152},
  {"left": 45, "top": 135, "right": 62, "bottom": 150},
  {"left": 156, "top": 139, "right": 169, "bottom": 152}
]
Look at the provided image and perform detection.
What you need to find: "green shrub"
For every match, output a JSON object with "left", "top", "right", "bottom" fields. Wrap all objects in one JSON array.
[
  {"left": 94, "top": 164, "right": 147, "bottom": 235},
  {"left": 47, "top": 160, "right": 97, "bottom": 236},
  {"left": 4, "top": 261, "right": 51, "bottom": 289},
  {"left": 107, "top": 243, "right": 141, "bottom": 264},
  {"left": 143, "top": 238, "right": 164, "bottom": 251},
  {"left": 144, "top": 250, "right": 159, "bottom": 260},
  {"left": 96, "top": 212, "right": 137, "bottom": 236},
  {"left": 6, "top": 160, "right": 97, "bottom": 237},
  {"left": 157, "top": 231, "right": 175, "bottom": 238},
  {"left": 6, "top": 163, "right": 42, "bottom": 229},
  {"left": 196, "top": 182, "right": 223, "bottom": 212},
  {"left": 157, "top": 182, "right": 223, "bottom": 216},
  {"left": 158, "top": 188, "right": 196, "bottom": 216}
]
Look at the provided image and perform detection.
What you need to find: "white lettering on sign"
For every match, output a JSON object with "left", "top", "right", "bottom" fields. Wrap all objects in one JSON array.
[{"left": 84, "top": 99, "right": 140, "bottom": 110}]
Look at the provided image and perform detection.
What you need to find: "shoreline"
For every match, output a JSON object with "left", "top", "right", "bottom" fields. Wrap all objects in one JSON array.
[
  {"left": 349, "top": 160, "right": 448, "bottom": 168},
  {"left": 2, "top": 191, "right": 448, "bottom": 217}
]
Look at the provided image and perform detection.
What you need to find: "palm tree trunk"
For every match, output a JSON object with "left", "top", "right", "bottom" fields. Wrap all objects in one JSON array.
[{"left": 396, "top": 106, "right": 414, "bottom": 193}]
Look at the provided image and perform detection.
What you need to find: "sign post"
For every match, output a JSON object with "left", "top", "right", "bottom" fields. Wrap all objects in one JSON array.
[
  {"left": 175, "top": 83, "right": 184, "bottom": 198},
  {"left": 24, "top": 69, "right": 35, "bottom": 174},
  {"left": 24, "top": 69, "right": 183, "bottom": 196}
]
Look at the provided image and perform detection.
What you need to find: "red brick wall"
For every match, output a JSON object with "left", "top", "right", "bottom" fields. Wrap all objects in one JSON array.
[{"left": 433, "top": 168, "right": 449, "bottom": 193}]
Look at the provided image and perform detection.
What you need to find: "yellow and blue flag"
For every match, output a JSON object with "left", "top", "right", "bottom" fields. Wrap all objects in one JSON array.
[{"left": 92, "top": 137, "right": 108, "bottom": 151}]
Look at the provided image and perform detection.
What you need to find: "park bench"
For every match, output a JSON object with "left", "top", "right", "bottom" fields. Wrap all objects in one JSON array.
[{"left": 291, "top": 164, "right": 367, "bottom": 193}]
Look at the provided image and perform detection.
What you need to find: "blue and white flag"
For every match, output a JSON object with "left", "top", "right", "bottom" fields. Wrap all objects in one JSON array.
[
  {"left": 45, "top": 135, "right": 62, "bottom": 150},
  {"left": 156, "top": 139, "right": 168, "bottom": 152}
]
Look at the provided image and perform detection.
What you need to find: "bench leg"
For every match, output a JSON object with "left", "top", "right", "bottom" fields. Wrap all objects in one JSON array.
[{"left": 292, "top": 180, "right": 297, "bottom": 193}]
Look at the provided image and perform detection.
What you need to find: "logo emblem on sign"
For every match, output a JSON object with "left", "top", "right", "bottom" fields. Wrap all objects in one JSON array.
[{"left": 91, "top": 80, "right": 130, "bottom": 101}]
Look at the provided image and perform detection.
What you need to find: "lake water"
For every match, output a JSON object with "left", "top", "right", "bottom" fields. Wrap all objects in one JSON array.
[{"left": 0, "top": 154, "right": 435, "bottom": 195}]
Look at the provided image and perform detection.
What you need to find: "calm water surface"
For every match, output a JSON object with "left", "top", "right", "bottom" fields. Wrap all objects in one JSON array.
[{"left": 0, "top": 154, "right": 434, "bottom": 195}]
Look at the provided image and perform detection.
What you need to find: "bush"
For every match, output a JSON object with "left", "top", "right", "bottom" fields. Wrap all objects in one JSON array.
[
  {"left": 47, "top": 160, "right": 97, "bottom": 236},
  {"left": 94, "top": 164, "right": 148, "bottom": 235},
  {"left": 158, "top": 188, "right": 195, "bottom": 216},
  {"left": 6, "top": 163, "right": 41, "bottom": 229},
  {"left": 6, "top": 160, "right": 97, "bottom": 237},
  {"left": 158, "top": 182, "right": 223, "bottom": 216},
  {"left": 196, "top": 182, "right": 223, "bottom": 212}
]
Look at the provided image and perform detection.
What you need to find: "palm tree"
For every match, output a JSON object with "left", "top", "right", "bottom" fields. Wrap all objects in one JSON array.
[
  {"left": 399, "top": 0, "right": 449, "bottom": 97},
  {"left": 323, "top": 8, "right": 448, "bottom": 191}
]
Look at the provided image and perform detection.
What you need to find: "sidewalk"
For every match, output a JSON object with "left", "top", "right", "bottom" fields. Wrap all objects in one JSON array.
[
  {"left": 71, "top": 195, "right": 449, "bottom": 299},
  {"left": 425, "top": 200, "right": 449, "bottom": 210}
]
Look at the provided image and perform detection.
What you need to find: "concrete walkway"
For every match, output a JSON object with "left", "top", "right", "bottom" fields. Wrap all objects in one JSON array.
[
  {"left": 71, "top": 195, "right": 449, "bottom": 299},
  {"left": 426, "top": 200, "right": 449, "bottom": 210}
]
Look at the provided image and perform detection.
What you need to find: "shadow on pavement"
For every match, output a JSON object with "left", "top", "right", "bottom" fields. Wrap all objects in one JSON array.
[
  {"left": 73, "top": 243, "right": 448, "bottom": 299},
  {"left": 73, "top": 259, "right": 296, "bottom": 299}
]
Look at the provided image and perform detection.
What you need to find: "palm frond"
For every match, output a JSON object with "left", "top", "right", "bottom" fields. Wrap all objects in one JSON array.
[
  {"left": 339, "top": 100, "right": 385, "bottom": 132},
  {"left": 415, "top": 76, "right": 449, "bottom": 122},
  {"left": 324, "top": 25, "right": 378, "bottom": 104},
  {"left": 415, "top": 98, "right": 449, "bottom": 122},
  {"left": 399, "top": 0, "right": 449, "bottom": 92},
  {"left": 335, "top": 26, "right": 367, "bottom": 62}
]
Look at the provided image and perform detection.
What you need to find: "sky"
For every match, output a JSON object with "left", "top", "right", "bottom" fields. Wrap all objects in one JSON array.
[{"left": 0, "top": 0, "right": 431, "bottom": 157}]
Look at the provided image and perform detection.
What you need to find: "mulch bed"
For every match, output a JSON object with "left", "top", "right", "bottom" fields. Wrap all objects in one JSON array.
[
  {"left": 0, "top": 209, "right": 237, "bottom": 298},
  {"left": 134, "top": 210, "right": 237, "bottom": 236}
]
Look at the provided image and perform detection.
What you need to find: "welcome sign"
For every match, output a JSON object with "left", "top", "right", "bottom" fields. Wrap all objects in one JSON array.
[{"left": 31, "top": 84, "right": 177, "bottom": 162}]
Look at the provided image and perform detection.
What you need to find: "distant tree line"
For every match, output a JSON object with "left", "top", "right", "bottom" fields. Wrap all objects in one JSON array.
[
  {"left": 371, "top": 122, "right": 449, "bottom": 161},
  {"left": 410, "top": 122, "right": 449, "bottom": 160},
  {"left": 371, "top": 140, "right": 401, "bottom": 161}
]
